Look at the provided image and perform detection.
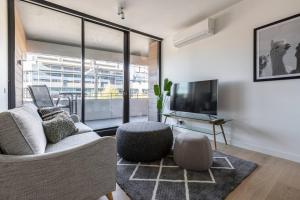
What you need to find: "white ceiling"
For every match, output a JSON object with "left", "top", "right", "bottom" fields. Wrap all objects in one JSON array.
[
  {"left": 16, "top": 0, "right": 243, "bottom": 55},
  {"left": 46, "top": 0, "right": 243, "bottom": 37}
]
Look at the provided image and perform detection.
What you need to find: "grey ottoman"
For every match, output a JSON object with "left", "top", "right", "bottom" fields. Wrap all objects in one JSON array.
[
  {"left": 117, "top": 122, "right": 173, "bottom": 162},
  {"left": 174, "top": 133, "right": 213, "bottom": 171}
]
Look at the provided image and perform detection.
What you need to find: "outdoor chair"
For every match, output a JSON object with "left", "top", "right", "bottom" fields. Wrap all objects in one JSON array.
[{"left": 28, "top": 85, "right": 72, "bottom": 113}]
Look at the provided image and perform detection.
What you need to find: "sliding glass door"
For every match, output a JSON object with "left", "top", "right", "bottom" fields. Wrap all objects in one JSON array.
[
  {"left": 16, "top": 0, "right": 82, "bottom": 118},
  {"left": 84, "top": 21, "right": 124, "bottom": 130},
  {"left": 130, "top": 33, "right": 160, "bottom": 122},
  {"left": 13, "top": 0, "right": 162, "bottom": 131}
]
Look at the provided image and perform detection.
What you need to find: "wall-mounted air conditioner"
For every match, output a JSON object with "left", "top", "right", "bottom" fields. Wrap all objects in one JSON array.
[{"left": 173, "top": 18, "right": 215, "bottom": 48}]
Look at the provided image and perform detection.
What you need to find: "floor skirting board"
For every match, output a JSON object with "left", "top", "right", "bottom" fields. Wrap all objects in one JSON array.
[
  {"left": 231, "top": 138, "right": 300, "bottom": 164},
  {"left": 173, "top": 128, "right": 300, "bottom": 163}
]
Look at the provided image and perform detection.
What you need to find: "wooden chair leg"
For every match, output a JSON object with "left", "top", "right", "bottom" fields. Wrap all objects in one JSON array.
[
  {"left": 213, "top": 124, "right": 217, "bottom": 150},
  {"left": 220, "top": 124, "right": 228, "bottom": 145},
  {"left": 106, "top": 192, "right": 113, "bottom": 200}
]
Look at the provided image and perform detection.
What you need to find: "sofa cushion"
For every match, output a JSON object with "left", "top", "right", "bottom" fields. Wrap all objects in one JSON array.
[
  {"left": 0, "top": 107, "right": 47, "bottom": 155},
  {"left": 75, "top": 122, "right": 93, "bottom": 134},
  {"left": 45, "top": 132, "right": 100, "bottom": 153},
  {"left": 43, "top": 112, "right": 78, "bottom": 144}
]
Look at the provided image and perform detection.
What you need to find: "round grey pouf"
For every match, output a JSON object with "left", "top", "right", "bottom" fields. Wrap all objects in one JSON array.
[
  {"left": 174, "top": 133, "right": 213, "bottom": 171},
  {"left": 116, "top": 122, "right": 173, "bottom": 162}
]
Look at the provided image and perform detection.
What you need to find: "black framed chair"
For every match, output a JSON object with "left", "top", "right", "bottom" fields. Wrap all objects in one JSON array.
[{"left": 28, "top": 85, "right": 72, "bottom": 113}]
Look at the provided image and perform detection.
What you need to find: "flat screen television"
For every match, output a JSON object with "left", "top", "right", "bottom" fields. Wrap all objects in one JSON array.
[{"left": 170, "top": 80, "right": 218, "bottom": 115}]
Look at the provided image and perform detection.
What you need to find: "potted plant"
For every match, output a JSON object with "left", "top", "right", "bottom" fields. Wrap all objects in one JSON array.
[{"left": 154, "top": 78, "right": 173, "bottom": 116}]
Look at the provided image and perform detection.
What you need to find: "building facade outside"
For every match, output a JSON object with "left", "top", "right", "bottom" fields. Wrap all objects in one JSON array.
[{"left": 23, "top": 53, "right": 149, "bottom": 101}]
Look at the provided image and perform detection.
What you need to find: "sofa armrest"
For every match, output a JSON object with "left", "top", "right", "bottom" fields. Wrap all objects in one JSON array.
[{"left": 0, "top": 136, "right": 116, "bottom": 200}]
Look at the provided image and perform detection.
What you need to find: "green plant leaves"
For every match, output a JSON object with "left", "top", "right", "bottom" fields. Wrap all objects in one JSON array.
[
  {"left": 157, "top": 98, "right": 163, "bottom": 112},
  {"left": 164, "top": 78, "right": 173, "bottom": 96},
  {"left": 163, "top": 78, "right": 169, "bottom": 91},
  {"left": 154, "top": 84, "right": 161, "bottom": 97},
  {"left": 154, "top": 78, "right": 173, "bottom": 112}
]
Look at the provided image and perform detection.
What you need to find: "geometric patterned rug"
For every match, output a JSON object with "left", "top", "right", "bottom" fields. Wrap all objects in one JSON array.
[{"left": 117, "top": 151, "right": 257, "bottom": 200}]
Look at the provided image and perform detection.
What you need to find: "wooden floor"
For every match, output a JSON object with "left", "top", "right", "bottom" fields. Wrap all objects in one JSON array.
[{"left": 100, "top": 142, "right": 300, "bottom": 200}]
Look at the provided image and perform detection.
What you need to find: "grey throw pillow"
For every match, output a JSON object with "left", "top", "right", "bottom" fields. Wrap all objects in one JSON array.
[
  {"left": 0, "top": 107, "right": 47, "bottom": 155},
  {"left": 38, "top": 107, "right": 64, "bottom": 121},
  {"left": 42, "top": 112, "right": 79, "bottom": 144},
  {"left": 23, "top": 103, "right": 43, "bottom": 121}
]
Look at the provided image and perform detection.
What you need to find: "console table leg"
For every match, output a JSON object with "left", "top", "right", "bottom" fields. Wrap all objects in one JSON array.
[
  {"left": 213, "top": 124, "right": 217, "bottom": 150},
  {"left": 220, "top": 124, "right": 228, "bottom": 145}
]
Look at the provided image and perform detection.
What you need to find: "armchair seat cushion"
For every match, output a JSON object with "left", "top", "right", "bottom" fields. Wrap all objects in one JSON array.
[
  {"left": 75, "top": 122, "right": 93, "bottom": 134},
  {"left": 45, "top": 132, "right": 100, "bottom": 153}
]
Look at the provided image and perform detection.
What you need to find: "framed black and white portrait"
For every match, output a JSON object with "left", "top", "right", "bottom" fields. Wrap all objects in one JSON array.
[{"left": 254, "top": 14, "right": 300, "bottom": 82}]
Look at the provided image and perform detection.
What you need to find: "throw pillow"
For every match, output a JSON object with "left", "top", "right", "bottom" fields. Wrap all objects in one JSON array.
[
  {"left": 0, "top": 107, "right": 47, "bottom": 155},
  {"left": 38, "top": 107, "right": 64, "bottom": 121},
  {"left": 42, "top": 112, "right": 79, "bottom": 144},
  {"left": 23, "top": 103, "right": 43, "bottom": 122}
]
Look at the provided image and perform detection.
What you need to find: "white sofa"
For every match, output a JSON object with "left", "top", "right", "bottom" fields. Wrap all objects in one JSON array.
[{"left": 0, "top": 104, "right": 116, "bottom": 200}]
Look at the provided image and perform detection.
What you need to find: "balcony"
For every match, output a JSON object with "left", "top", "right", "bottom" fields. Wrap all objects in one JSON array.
[
  {"left": 82, "top": 97, "right": 150, "bottom": 130},
  {"left": 24, "top": 92, "right": 151, "bottom": 130},
  {"left": 22, "top": 52, "right": 157, "bottom": 129},
  {"left": 85, "top": 115, "right": 148, "bottom": 130}
]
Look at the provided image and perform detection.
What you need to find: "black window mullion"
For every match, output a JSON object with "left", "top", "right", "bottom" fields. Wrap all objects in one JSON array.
[
  {"left": 157, "top": 41, "right": 162, "bottom": 122},
  {"left": 8, "top": 0, "right": 16, "bottom": 109},
  {"left": 81, "top": 18, "right": 85, "bottom": 122},
  {"left": 123, "top": 31, "right": 130, "bottom": 123}
]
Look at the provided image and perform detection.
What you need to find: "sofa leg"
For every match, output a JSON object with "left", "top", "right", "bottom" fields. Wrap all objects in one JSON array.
[{"left": 106, "top": 192, "right": 113, "bottom": 200}]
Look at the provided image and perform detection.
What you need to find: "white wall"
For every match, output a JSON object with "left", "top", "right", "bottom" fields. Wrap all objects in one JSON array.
[
  {"left": 0, "top": 0, "right": 8, "bottom": 111},
  {"left": 163, "top": 0, "right": 300, "bottom": 162}
]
